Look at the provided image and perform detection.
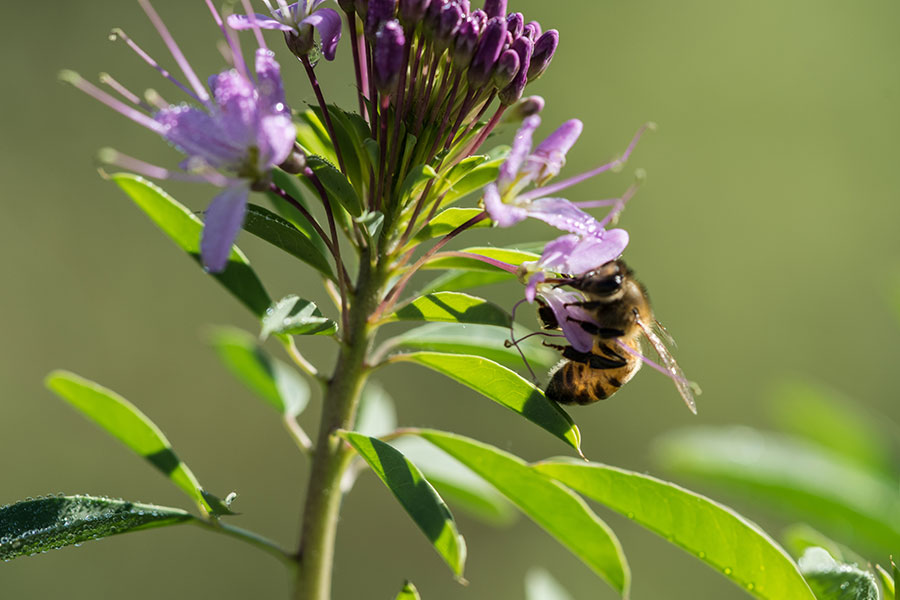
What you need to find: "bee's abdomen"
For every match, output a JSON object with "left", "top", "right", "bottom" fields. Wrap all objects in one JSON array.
[{"left": 545, "top": 356, "right": 639, "bottom": 406}]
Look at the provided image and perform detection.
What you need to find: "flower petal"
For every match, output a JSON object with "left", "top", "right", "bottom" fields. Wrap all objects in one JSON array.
[
  {"left": 155, "top": 105, "right": 243, "bottom": 169},
  {"left": 254, "top": 49, "right": 296, "bottom": 167},
  {"left": 227, "top": 13, "right": 296, "bottom": 32},
  {"left": 200, "top": 182, "right": 251, "bottom": 273},
  {"left": 527, "top": 118, "right": 582, "bottom": 181},
  {"left": 483, "top": 182, "right": 527, "bottom": 227},
  {"left": 208, "top": 69, "right": 261, "bottom": 152},
  {"left": 561, "top": 231, "right": 629, "bottom": 274},
  {"left": 498, "top": 114, "right": 540, "bottom": 188},
  {"left": 302, "top": 7, "right": 342, "bottom": 60},
  {"left": 525, "top": 197, "right": 600, "bottom": 236},
  {"left": 541, "top": 287, "right": 597, "bottom": 353}
]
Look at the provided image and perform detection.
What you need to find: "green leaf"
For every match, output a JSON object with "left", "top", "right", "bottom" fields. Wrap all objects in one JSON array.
[
  {"left": 311, "top": 105, "right": 367, "bottom": 193},
  {"left": 261, "top": 295, "right": 337, "bottom": 339},
  {"left": 394, "top": 581, "right": 422, "bottom": 600},
  {"left": 340, "top": 432, "right": 467, "bottom": 578},
  {"left": 243, "top": 203, "right": 334, "bottom": 280},
  {"left": 356, "top": 381, "right": 398, "bottom": 438},
  {"left": 875, "top": 563, "right": 895, "bottom": 599},
  {"left": 410, "top": 208, "right": 491, "bottom": 245},
  {"left": 414, "top": 430, "right": 629, "bottom": 596},
  {"left": 655, "top": 427, "right": 900, "bottom": 557},
  {"left": 111, "top": 173, "right": 271, "bottom": 317},
  {"left": 392, "top": 352, "right": 580, "bottom": 452},
  {"left": 209, "top": 327, "right": 310, "bottom": 419},
  {"left": 45, "top": 371, "right": 231, "bottom": 516},
  {"left": 419, "top": 269, "right": 515, "bottom": 294},
  {"left": 398, "top": 164, "right": 437, "bottom": 207},
  {"left": 798, "top": 547, "right": 878, "bottom": 600},
  {"left": 384, "top": 292, "right": 511, "bottom": 327},
  {"left": 295, "top": 109, "right": 334, "bottom": 162},
  {"left": 383, "top": 322, "right": 560, "bottom": 373},
  {"left": 0, "top": 495, "right": 193, "bottom": 561},
  {"left": 782, "top": 523, "right": 865, "bottom": 566},
  {"left": 392, "top": 437, "right": 517, "bottom": 526},
  {"left": 533, "top": 459, "right": 816, "bottom": 600},
  {"left": 525, "top": 567, "right": 576, "bottom": 600},
  {"left": 424, "top": 246, "right": 539, "bottom": 272},
  {"left": 305, "top": 155, "right": 363, "bottom": 217},
  {"left": 267, "top": 170, "right": 329, "bottom": 253},
  {"left": 440, "top": 157, "right": 502, "bottom": 206}
]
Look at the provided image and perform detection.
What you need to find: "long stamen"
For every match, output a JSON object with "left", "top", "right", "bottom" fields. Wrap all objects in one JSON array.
[
  {"left": 519, "top": 122, "right": 654, "bottom": 203},
  {"left": 99, "top": 73, "right": 151, "bottom": 111},
  {"left": 98, "top": 148, "right": 233, "bottom": 186},
  {"left": 109, "top": 28, "right": 200, "bottom": 102},
  {"left": 204, "top": 0, "right": 249, "bottom": 79},
  {"left": 137, "top": 0, "right": 210, "bottom": 103},
  {"left": 60, "top": 70, "right": 165, "bottom": 134}
]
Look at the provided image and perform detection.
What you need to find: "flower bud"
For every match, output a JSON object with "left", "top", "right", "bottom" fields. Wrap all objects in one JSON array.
[
  {"left": 366, "top": 0, "right": 398, "bottom": 40},
  {"left": 467, "top": 16, "right": 506, "bottom": 87},
  {"left": 482, "top": 0, "right": 506, "bottom": 19},
  {"left": 498, "top": 36, "right": 531, "bottom": 105},
  {"left": 338, "top": 0, "right": 356, "bottom": 13},
  {"left": 399, "top": 0, "right": 430, "bottom": 27},
  {"left": 457, "top": 0, "right": 471, "bottom": 14},
  {"left": 527, "top": 29, "right": 558, "bottom": 81},
  {"left": 522, "top": 21, "right": 541, "bottom": 41},
  {"left": 435, "top": 2, "right": 464, "bottom": 52},
  {"left": 374, "top": 20, "right": 406, "bottom": 93},
  {"left": 506, "top": 95, "right": 544, "bottom": 121},
  {"left": 425, "top": 0, "right": 447, "bottom": 30},
  {"left": 452, "top": 17, "right": 479, "bottom": 68},
  {"left": 492, "top": 49, "right": 519, "bottom": 89},
  {"left": 355, "top": 0, "right": 369, "bottom": 20},
  {"left": 469, "top": 8, "right": 487, "bottom": 29},
  {"left": 505, "top": 12, "right": 523, "bottom": 39}
]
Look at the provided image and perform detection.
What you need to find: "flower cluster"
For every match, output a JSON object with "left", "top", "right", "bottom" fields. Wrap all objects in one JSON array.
[{"left": 63, "top": 0, "right": 647, "bottom": 356}]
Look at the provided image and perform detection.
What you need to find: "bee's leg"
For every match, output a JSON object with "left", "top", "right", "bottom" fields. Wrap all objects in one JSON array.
[
  {"left": 562, "top": 345, "right": 628, "bottom": 369},
  {"left": 565, "top": 316, "right": 626, "bottom": 339},
  {"left": 541, "top": 340, "right": 568, "bottom": 351}
]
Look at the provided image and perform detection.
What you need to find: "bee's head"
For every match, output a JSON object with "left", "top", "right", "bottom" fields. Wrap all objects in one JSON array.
[{"left": 574, "top": 260, "right": 630, "bottom": 298}]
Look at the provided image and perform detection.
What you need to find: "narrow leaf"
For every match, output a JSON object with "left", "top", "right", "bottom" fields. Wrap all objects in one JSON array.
[
  {"left": 525, "top": 568, "right": 576, "bottom": 600},
  {"left": 395, "top": 581, "right": 422, "bottom": 600},
  {"left": 424, "top": 246, "right": 539, "bottom": 272},
  {"left": 45, "top": 371, "right": 230, "bottom": 516},
  {"left": 655, "top": 427, "right": 900, "bottom": 556},
  {"left": 384, "top": 292, "right": 511, "bottom": 327},
  {"left": 261, "top": 295, "right": 337, "bottom": 339},
  {"left": 534, "top": 459, "right": 816, "bottom": 600},
  {"left": 414, "top": 430, "right": 629, "bottom": 596},
  {"left": 111, "top": 173, "right": 271, "bottom": 317},
  {"left": 420, "top": 269, "right": 514, "bottom": 294},
  {"left": 782, "top": 523, "right": 865, "bottom": 566},
  {"left": 384, "top": 322, "right": 560, "bottom": 372},
  {"left": 340, "top": 432, "right": 467, "bottom": 578},
  {"left": 209, "top": 327, "right": 310, "bottom": 419},
  {"left": 875, "top": 563, "right": 895, "bottom": 599},
  {"left": 243, "top": 203, "right": 334, "bottom": 279},
  {"left": 0, "top": 495, "right": 193, "bottom": 561},
  {"left": 305, "top": 155, "right": 363, "bottom": 217},
  {"left": 411, "top": 208, "right": 491, "bottom": 244},
  {"left": 392, "top": 352, "right": 580, "bottom": 452},
  {"left": 392, "top": 437, "right": 517, "bottom": 526},
  {"left": 798, "top": 547, "right": 878, "bottom": 600},
  {"left": 398, "top": 164, "right": 437, "bottom": 207},
  {"left": 440, "top": 158, "right": 502, "bottom": 206},
  {"left": 356, "top": 381, "right": 398, "bottom": 438}
]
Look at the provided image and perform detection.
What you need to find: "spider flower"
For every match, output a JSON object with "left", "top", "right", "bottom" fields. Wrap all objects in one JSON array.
[
  {"left": 62, "top": 0, "right": 296, "bottom": 272},
  {"left": 227, "top": 0, "right": 343, "bottom": 60}
]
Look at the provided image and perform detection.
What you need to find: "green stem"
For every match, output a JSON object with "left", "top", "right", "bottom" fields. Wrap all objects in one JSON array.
[
  {"left": 292, "top": 252, "right": 386, "bottom": 600},
  {"left": 190, "top": 518, "right": 293, "bottom": 566}
]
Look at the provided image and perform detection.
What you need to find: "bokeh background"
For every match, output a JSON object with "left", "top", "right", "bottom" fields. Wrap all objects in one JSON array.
[{"left": 2, "top": 1, "right": 898, "bottom": 598}]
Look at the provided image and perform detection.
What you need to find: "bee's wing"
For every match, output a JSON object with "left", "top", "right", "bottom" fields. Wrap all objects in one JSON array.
[
  {"left": 653, "top": 319, "right": 677, "bottom": 349},
  {"left": 635, "top": 316, "right": 699, "bottom": 414}
]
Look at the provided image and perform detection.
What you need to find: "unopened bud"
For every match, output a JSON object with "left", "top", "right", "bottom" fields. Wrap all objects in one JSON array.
[
  {"left": 452, "top": 17, "right": 479, "bottom": 68},
  {"left": 285, "top": 29, "right": 315, "bottom": 58},
  {"left": 425, "top": 0, "right": 447, "bottom": 34},
  {"left": 527, "top": 29, "right": 558, "bottom": 81},
  {"left": 279, "top": 151, "right": 308, "bottom": 174},
  {"left": 522, "top": 21, "right": 541, "bottom": 41},
  {"left": 505, "top": 95, "right": 544, "bottom": 122},
  {"left": 467, "top": 16, "right": 506, "bottom": 87},
  {"left": 366, "top": 0, "right": 398, "bottom": 40},
  {"left": 374, "top": 20, "right": 406, "bottom": 93},
  {"left": 482, "top": 0, "right": 506, "bottom": 19},
  {"left": 457, "top": 0, "right": 470, "bottom": 14},
  {"left": 435, "top": 2, "right": 464, "bottom": 52},
  {"left": 498, "top": 36, "right": 532, "bottom": 105},
  {"left": 469, "top": 8, "right": 487, "bottom": 29},
  {"left": 399, "top": 0, "right": 430, "bottom": 27},
  {"left": 492, "top": 49, "right": 519, "bottom": 89},
  {"left": 505, "top": 12, "right": 523, "bottom": 39}
]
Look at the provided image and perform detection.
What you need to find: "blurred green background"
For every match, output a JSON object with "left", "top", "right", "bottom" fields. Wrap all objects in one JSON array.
[{"left": 2, "top": 1, "right": 898, "bottom": 598}]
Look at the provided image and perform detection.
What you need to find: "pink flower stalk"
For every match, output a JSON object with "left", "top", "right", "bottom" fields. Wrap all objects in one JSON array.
[{"left": 62, "top": 0, "right": 297, "bottom": 273}]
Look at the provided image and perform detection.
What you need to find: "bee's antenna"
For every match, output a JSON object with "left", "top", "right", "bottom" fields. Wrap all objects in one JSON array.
[{"left": 506, "top": 299, "right": 541, "bottom": 386}]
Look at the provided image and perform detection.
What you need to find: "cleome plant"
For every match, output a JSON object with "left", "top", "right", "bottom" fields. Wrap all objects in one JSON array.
[{"left": 1, "top": 1, "right": 893, "bottom": 599}]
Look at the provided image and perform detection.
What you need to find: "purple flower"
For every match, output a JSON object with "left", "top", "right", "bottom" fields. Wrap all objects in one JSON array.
[
  {"left": 64, "top": 1, "right": 296, "bottom": 272},
  {"left": 228, "top": 0, "right": 343, "bottom": 60}
]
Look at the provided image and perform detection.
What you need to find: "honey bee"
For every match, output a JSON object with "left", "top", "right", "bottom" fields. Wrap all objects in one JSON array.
[{"left": 537, "top": 259, "right": 698, "bottom": 413}]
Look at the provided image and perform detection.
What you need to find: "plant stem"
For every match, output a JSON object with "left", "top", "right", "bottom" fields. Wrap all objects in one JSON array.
[{"left": 292, "top": 252, "right": 385, "bottom": 600}]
